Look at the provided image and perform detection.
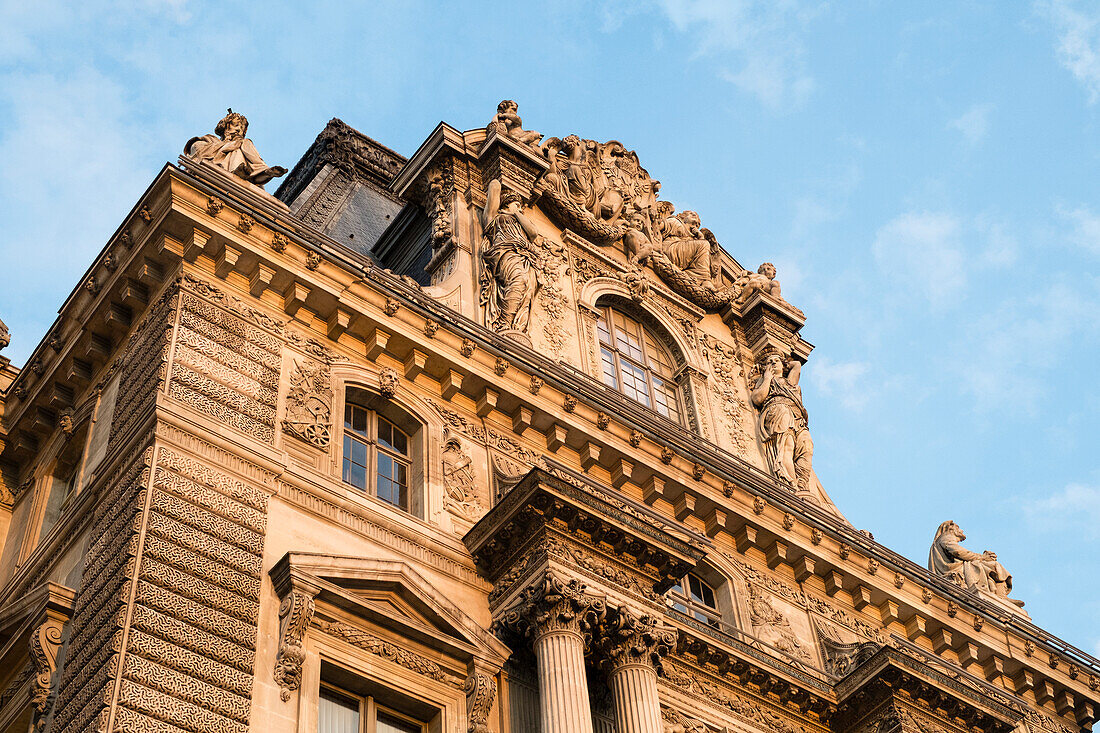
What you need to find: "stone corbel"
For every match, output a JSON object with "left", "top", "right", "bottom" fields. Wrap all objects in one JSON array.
[
  {"left": 29, "top": 618, "right": 64, "bottom": 730},
  {"left": 272, "top": 580, "right": 321, "bottom": 702},
  {"left": 464, "top": 667, "right": 497, "bottom": 733}
]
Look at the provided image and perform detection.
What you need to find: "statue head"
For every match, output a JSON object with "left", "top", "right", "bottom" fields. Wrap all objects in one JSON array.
[
  {"left": 757, "top": 348, "right": 788, "bottom": 376},
  {"left": 758, "top": 262, "right": 777, "bottom": 279},
  {"left": 934, "top": 520, "right": 965, "bottom": 542},
  {"left": 675, "top": 210, "right": 701, "bottom": 234},
  {"left": 215, "top": 108, "right": 248, "bottom": 140},
  {"left": 497, "top": 99, "right": 518, "bottom": 115},
  {"left": 657, "top": 201, "right": 675, "bottom": 219},
  {"left": 562, "top": 134, "right": 582, "bottom": 152},
  {"left": 499, "top": 189, "right": 524, "bottom": 213}
]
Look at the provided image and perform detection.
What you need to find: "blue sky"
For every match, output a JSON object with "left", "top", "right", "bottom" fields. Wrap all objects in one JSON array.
[{"left": 2, "top": 1, "right": 1098, "bottom": 657}]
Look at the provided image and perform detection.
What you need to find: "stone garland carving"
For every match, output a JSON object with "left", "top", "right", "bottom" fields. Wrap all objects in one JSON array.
[
  {"left": 750, "top": 348, "right": 814, "bottom": 497},
  {"left": 425, "top": 398, "right": 543, "bottom": 466},
  {"left": 544, "top": 535, "right": 662, "bottom": 603},
  {"left": 661, "top": 660, "right": 807, "bottom": 733},
  {"left": 316, "top": 619, "right": 463, "bottom": 688},
  {"left": 731, "top": 559, "right": 886, "bottom": 643},
  {"left": 442, "top": 432, "right": 482, "bottom": 523},
  {"left": 282, "top": 359, "right": 333, "bottom": 449},
  {"left": 427, "top": 167, "right": 455, "bottom": 253},
  {"left": 30, "top": 619, "right": 64, "bottom": 729},
  {"left": 662, "top": 707, "right": 710, "bottom": 733},
  {"left": 465, "top": 671, "right": 497, "bottom": 733},
  {"left": 274, "top": 590, "right": 316, "bottom": 701},
  {"left": 928, "top": 521, "right": 1023, "bottom": 608},
  {"left": 700, "top": 335, "right": 752, "bottom": 455},
  {"left": 184, "top": 108, "right": 287, "bottom": 187},
  {"left": 747, "top": 586, "right": 813, "bottom": 663}
]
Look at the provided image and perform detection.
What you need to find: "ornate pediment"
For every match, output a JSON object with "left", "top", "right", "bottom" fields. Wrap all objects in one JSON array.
[{"left": 269, "top": 553, "right": 510, "bottom": 669}]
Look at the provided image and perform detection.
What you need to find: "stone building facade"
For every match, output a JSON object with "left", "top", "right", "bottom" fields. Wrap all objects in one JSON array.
[{"left": 0, "top": 104, "right": 1097, "bottom": 733}]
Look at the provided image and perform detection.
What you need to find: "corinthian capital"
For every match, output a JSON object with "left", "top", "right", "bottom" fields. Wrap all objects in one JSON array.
[
  {"left": 498, "top": 570, "right": 606, "bottom": 639},
  {"left": 599, "top": 607, "right": 677, "bottom": 673}
]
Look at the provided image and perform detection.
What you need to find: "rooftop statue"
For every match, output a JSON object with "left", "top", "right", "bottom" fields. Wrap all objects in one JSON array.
[
  {"left": 487, "top": 100, "right": 542, "bottom": 148},
  {"left": 0, "top": 317, "right": 9, "bottom": 352},
  {"left": 184, "top": 109, "right": 287, "bottom": 187},
  {"left": 751, "top": 348, "right": 814, "bottom": 497},
  {"left": 928, "top": 521, "right": 1024, "bottom": 607},
  {"left": 735, "top": 262, "right": 782, "bottom": 303}
]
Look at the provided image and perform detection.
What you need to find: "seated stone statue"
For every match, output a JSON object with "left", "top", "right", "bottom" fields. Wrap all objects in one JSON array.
[
  {"left": 736, "top": 262, "right": 782, "bottom": 302},
  {"left": 928, "top": 521, "right": 1023, "bottom": 607},
  {"left": 488, "top": 100, "right": 542, "bottom": 147},
  {"left": 185, "top": 109, "right": 287, "bottom": 187}
]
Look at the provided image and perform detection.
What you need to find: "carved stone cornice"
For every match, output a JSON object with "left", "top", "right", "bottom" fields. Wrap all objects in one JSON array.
[
  {"left": 832, "top": 646, "right": 1021, "bottom": 733},
  {"left": 496, "top": 570, "right": 606, "bottom": 641},
  {"left": 464, "top": 466, "right": 709, "bottom": 597},
  {"left": 599, "top": 607, "right": 676, "bottom": 674}
]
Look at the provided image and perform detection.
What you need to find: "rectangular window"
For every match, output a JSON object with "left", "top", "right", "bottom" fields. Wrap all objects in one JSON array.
[{"left": 318, "top": 685, "right": 425, "bottom": 733}]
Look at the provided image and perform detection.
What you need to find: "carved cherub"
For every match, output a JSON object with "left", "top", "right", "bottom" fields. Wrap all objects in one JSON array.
[
  {"left": 185, "top": 109, "right": 287, "bottom": 187},
  {"left": 489, "top": 100, "right": 543, "bottom": 147},
  {"left": 736, "top": 262, "right": 782, "bottom": 302}
]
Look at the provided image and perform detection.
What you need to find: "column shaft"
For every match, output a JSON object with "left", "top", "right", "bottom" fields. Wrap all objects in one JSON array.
[
  {"left": 609, "top": 662, "right": 663, "bottom": 733},
  {"left": 534, "top": 629, "right": 595, "bottom": 733}
]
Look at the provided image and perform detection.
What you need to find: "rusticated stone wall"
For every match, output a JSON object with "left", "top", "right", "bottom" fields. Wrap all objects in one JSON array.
[
  {"left": 169, "top": 287, "right": 281, "bottom": 444},
  {"left": 50, "top": 277, "right": 275, "bottom": 732},
  {"left": 52, "top": 442, "right": 269, "bottom": 733}
]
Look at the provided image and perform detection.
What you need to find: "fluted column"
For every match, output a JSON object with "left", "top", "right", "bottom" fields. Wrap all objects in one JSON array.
[
  {"left": 601, "top": 610, "right": 677, "bottom": 733},
  {"left": 498, "top": 571, "right": 605, "bottom": 733},
  {"left": 534, "top": 625, "right": 594, "bottom": 733}
]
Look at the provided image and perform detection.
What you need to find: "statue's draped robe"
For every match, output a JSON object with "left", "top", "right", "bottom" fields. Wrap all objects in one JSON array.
[
  {"left": 186, "top": 134, "right": 281, "bottom": 185},
  {"left": 758, "top": 376, "right": 813, "bottom": 492},
  {"left": 928, "top": 533, "right": 1014, "bottom": 596},
  {"left": 481, "top": 212, "right": 537, "bottom": 332}
]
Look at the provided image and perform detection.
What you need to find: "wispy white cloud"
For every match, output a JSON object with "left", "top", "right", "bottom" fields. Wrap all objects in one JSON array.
[
  {"left": 810, "top": 357, "right": 872, "bottom": 411},
  {"left": 1036, "top": 0, "right": 1100, "bottom": 103},
  {"left": 1057, "top": 203, "right": 1100, "bottom": 254},
  {"left": 872, "top": 212, "right": 966, "bottom": 307},
  {"left": 949, "top": 103, "right": 993, "bottom": 144},
  {"left": 957, "top": 279, "right": 1100, "bottom": 414},
  {"left": 656, "top": 0, "right": 823, "bottom": 109},
  {"left": 1022, "top": 483, "right": 1100, "bottom": 540}
]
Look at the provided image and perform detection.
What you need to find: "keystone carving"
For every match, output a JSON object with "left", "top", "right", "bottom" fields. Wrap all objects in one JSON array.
[{"left": 274, "top": 590, "right": 316, "bottom": 701}]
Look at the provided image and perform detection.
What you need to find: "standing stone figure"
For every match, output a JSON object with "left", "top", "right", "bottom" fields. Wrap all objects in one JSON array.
[
  {"left": 479, "top": 180, "right": 542, "bottom": 334},
  {"left": 751, "top": 349, "right": 813, "bottom": 494},
  {"left": 928, "top": 521, "right": 1024, "bottom": 607},
  {"left": 185, "top": 109, "right": 288, "bottom": 186}
]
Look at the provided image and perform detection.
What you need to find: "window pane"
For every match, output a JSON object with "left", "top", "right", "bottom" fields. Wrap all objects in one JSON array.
[
  {"left": 390, "top": 425, "right": 408, "bottom": 455},
  {"left": 343, "top": 459, "right": 367, "bottom": 491},
  {"left": 377, "top": 452, "right": 393, "bottom": 480},
  {"left": 377, "top": 418, "right": 392, "bottom": 448},
  {"left": 345, "top": 404, "right": 368, "bottom": 436},
  {"left": 351, "top": 438, "right": 368, "bottom": 466},
  {"left": 318, "top": 688, "right": 360, "bottom": 733},
  {"left": 600, "top": 348, "right": 619, "bottom": 389},
  {"left": 597, "top": 314, "right": 612, "bottom": 345},
  {"left": 377, "top": 711, "right": 421, "bottom": 733}
]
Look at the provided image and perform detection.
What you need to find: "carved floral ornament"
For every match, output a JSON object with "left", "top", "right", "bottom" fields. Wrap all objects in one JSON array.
[{"left": 283, "top": 359, "right": 333, "bottom": 449}]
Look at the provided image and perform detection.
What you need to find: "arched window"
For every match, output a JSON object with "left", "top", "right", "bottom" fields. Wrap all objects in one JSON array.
[
  {"left": 341, "top": 387, "right": 423, "bottom": 517},
  {"left": 670, "top": 573, "right": 721, "bottom": 628},
  {"left": 596, "top": 305, "right": 682, "bottom": 423}
]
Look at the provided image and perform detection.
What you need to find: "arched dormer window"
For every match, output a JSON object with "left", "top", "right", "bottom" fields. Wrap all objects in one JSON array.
[
  {"left": 341, "top": 386, "right": 424, "bottom": 517},
  {"left": 596, "top": 304, "right": 682, "bottom": 423}
]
